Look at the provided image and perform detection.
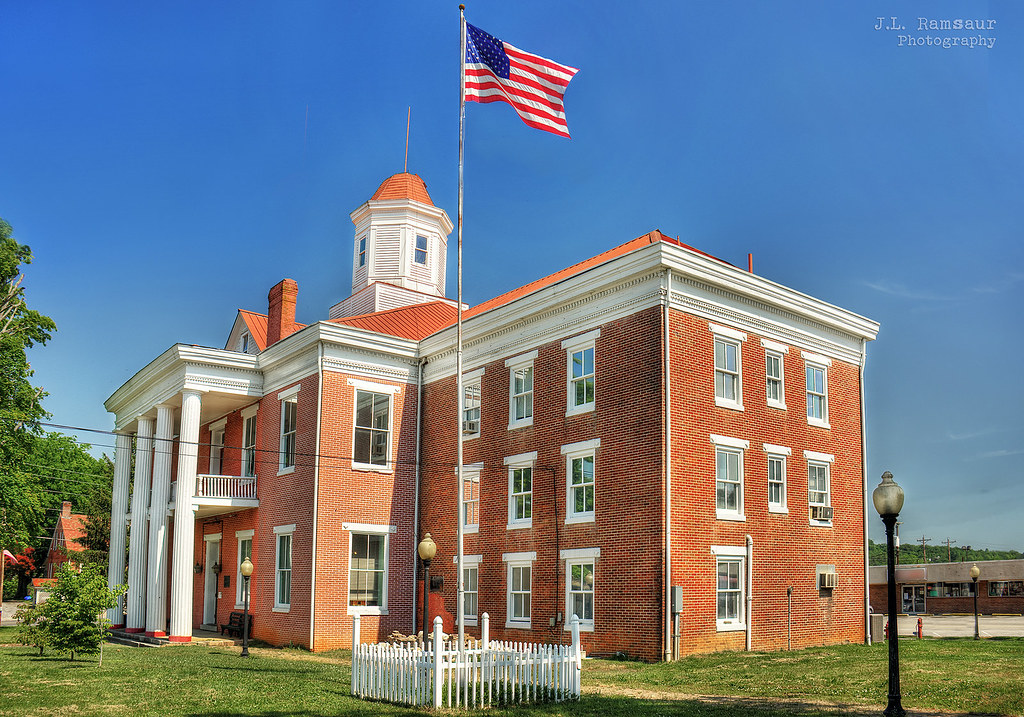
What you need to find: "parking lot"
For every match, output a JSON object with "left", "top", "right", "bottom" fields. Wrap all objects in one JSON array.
[{"left": 881, "top": 613, "right": 1024, "bottom": 638}]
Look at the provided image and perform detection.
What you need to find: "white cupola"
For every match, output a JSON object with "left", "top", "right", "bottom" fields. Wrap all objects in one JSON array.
[{"left": 329, "top": 173, "right": 454, "bottom": 320}]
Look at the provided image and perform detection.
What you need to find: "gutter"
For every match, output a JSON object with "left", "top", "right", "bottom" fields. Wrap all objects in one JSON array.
[
  {"left": 412, "top": 357, "right": 425, "bottom": 635},
  {"left": 309, "top": 341, "right": 324, "bottom": 650},
  {"left": 663, "top": 269, "right": 673, "bottom": 660},
  {"left": 860, "top": 337, "right": 871, "bottom": 645}
]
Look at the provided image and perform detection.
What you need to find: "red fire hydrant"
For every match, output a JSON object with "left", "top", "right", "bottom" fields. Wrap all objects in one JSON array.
[
  {"left": 917, "top": 617, "right": 923, "bottom": 639},
  {"left": 884, "top": 620, "right": 889, "bottom": 640}
]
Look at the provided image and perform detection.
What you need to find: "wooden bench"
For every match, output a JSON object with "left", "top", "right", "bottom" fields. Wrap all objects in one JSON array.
[{"left": 220, "top": 611, "right": 253, "bottom": 638}]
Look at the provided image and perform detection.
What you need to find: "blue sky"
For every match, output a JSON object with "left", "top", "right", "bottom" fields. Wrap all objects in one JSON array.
[{"left": 2, "top": 1, "right": 1021, "bottom": 552}]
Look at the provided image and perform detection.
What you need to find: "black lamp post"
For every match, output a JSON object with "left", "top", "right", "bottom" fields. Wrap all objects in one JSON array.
[
  {"left": 418, "top": 533, "right": 436, "bottom": 647},
  {"left": 873, "top": 471, "right": 906, "bottom": 717},
  {"left": 970, "top": 563, "right": 980, "bottom": 640},
  {"left": 240, "top": 557, "right": 253, "bottom": 658}
]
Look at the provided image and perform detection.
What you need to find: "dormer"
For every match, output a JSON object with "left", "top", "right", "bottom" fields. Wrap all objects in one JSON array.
[{"left": 349, "top": 173, "right": 453, "bottom": 298}]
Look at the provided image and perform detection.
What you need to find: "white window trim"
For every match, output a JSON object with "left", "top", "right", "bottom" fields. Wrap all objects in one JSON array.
[
  {"left": 765, "top": 451, "right": 788, "bottom": 514},
  {"left": 711, "top": 324, "right": 745, "bottom": 411},
  {"left": 562, "top": 439, "right": 600, "bottom": 524},
  {"left": 711, "top": 435, "right": 748, "bottom": 521},
  {"left": 351, "top": 388, "right": 394, "bottom": 473},
  {"left": 803, "top": 353, "right": 831, "bottom": 429},
  {"left": 278, "top": 395, "right": 298, "bottom": 476},
  {"left": 273, "top": 526, "right": 294, "bottom": 612},
  {"left": 805, "top": 452, "right": 834, "bottom": 527},
  {"left": 461, "top": 463, "right": 482, "bottom": 534},
  {"left": 562, "top": 547, "right": 600, "bottom": 633},
  {"left": 346, "top": 527, "right": 391, "bottom": 616},
  {"left": 506, "top": 351, "right": 537, "bottom": 430},
  {"left": 241, "top": 404, "right": 259, "bottom": 420},
  {"left": 462, "top": 376, "right": 482, "bottom": 439},
  {"left": 502, "top": 552, "right": 536, "bottom": 629},
  {"left": 235, "top": 529, "right": 254, "bottom": 609},
  {"left": 454, "top": 554, "right": 483, "bottom": 626},
  {"left": 711, "top": 545, "right": 746, "bottom": 632},
  {"left": 209, "top": 417, "right": 228, "bottom": 432},
  {"left": 763, "top": 342, "right": 787, "bottom": 410},
  {"left": 277, "top": 384, "right": 301, "bottom": 401},
  {"left": 563, "top": 330, "right": 599, "bottom": 417},
  {"left": 505, "top": 452, "right": 536, "bottom": 530}
]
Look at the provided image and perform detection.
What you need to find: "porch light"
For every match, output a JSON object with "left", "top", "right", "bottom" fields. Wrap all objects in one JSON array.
[{"left": 194, "top": 562, "right": 203, "bottom": 574}]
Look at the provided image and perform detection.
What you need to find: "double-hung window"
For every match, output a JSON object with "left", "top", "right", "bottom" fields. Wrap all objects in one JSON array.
[
  {"left": 454, "top": 554, "right": 482, "bottom": 625},
  {"left": 350, "top": 379, "right": 399, "bottom": 469},
  {"left": 505, "top": 452, "right": 536, "bottom": 530},
  {"left": 414, "top": 235, "right": 428, "bottom": 265},
  {"left": 805, "top": 450, "right": 834, "bottom": 524},
  {"left": 563, "top": 330, "right": 599, "bottom": 416},
  {"left": 462, "top": 463, "right": 482, "bottom": 533},
  {"left": 562, "top": 439, "right": 599, "bottom": 524},
  {"left": 506, "top": 350, "right": 537, "bottom": 429},
  {"left": 762, "top": 339, "right": 788, "bottom": 409},
  {"left": 344, "top": 522, "right": 394, "bottom": 614},
  {"left": 562, "top": 547, "right": 599, "bottom": 631},
  {"left": 209, "top": 420, "right": 226, "bottom": 475},
  {"left": 462, "top": 369, "right": 483, "bottom": 437},
  {"left": 242, "top": 407, "right": 258, "bottom": 478},
  {"left": 235, "top": 529, "right": 253, "bottom": 608},
  {"left": 273, "top": 525, "right": 294, "bottom": 611},
  {"left": 711, "top": 435, "right": 749, "bottom": 520},
  {"left": 803, "top": 352, "right": 831, "bottom": 428},
  {"left": 712, "top": 545, "right": 746, "bottom": 631},
  {"left": 278, "top": 385, "right": 300, "bottom": 474},
  {"left": 763, "top": 443, "right": 791, "bottom": 513},
  {"left": 357, "top": 236, "right": 366, "bottom": 268},
  {"left": 503, "top": 551, "right": 536, "bottom": 628},
  {"left": 711, "top": 324, "right": 746, "bottom": 410}
]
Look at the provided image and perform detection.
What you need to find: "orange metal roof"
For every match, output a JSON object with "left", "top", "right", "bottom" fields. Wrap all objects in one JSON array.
[
  {"left": 330, "top": 301, "right": 458, "bottom": 341},
  {"left": 238, "top": 310, "right": 268, "bottom": 351},
  {"left": 370, "top": 172, "right": 434, "bottom": 206},
  {"left": 57, "top": 514, "right": 88, "bottom": 553},
  {"left": 464, "top": 230, "right": 731, "bottom": 319}
]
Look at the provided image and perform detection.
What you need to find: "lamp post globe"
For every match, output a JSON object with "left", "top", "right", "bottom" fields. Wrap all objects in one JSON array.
[
  {"left": 970, "top": 563, "right": 980, "bottom": 640},
  {"left": 873, "top": 471, "right": 906, "bottom": 717},
  {"left": 240, "top": 557, "right": 254, "bottom": 657},
  {"left": 418, "top": 534, "right": 436, "bottom": 646}
]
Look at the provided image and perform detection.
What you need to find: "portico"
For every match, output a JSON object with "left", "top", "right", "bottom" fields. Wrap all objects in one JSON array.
[{"left": 105, "top": 344, "right": 262, "bottom": 642}]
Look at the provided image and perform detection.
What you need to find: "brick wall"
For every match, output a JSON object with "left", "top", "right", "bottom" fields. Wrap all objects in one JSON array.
[{"left": 869, "top": 582, "right": 1024, "bottom": 615}]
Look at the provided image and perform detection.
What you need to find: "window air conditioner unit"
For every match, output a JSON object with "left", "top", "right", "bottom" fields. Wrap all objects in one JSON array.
[
  {"left": 463, "top": 420, "right": 480, "bottom": 435},
  {"left": 819, "top": 572, "right": 837, "bottom": 590},
  {"left": 811, "top": 505, "right": 834, "bottom": 521}
]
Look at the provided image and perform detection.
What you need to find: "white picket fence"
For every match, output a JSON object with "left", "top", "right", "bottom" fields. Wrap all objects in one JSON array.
[{"left": 351, "top": 613, "right": 582, "bottom": 708}]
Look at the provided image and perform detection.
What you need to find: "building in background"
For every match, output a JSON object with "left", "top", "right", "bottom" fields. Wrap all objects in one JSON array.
[
  {"left": 41, "top": 501, "right": 88, "bottom": 578},
  {"left": 104, "top": 172, "right": 879, "bottom": 660},
  {"left": 869, "top": 560, "right": 1024, "bottom": 615}
]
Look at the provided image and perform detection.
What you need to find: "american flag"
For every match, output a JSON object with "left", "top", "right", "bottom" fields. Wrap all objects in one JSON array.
[{"left": 464, "top": 23, "right": 579, "bottom": 138}]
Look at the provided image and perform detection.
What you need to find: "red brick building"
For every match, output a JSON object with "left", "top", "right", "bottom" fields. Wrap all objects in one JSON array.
[
  {"left": 42, "top": 501, "right": 88, "bottom": 578},
  {"left": 105, "top": 172, "right": 879, "bottom": 659},
  {"left": 869, "top": 561, "right": 1024, "bottom": 616}
]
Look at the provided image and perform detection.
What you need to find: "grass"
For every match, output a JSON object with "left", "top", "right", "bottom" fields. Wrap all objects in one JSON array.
[{"left": 0, "top": 637, "right": 1021, "bottom": 716}]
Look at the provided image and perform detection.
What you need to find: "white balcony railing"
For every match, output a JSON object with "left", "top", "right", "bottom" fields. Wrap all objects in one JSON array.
[{"left": 195, "top": 474, "right": 257, "bottom": 500}]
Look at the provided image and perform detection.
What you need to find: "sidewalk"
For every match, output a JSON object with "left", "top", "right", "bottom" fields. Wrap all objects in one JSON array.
[
  {"left": 2, "top": 599, "right": 30, "bottom": 627},
  {"left": 880, "top": 613, "right": 1024, "bottom": 638}
]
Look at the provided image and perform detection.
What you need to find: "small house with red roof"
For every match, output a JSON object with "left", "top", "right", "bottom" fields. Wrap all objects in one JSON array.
[
  {"left": 104, "top": 172, "right": 879, "bottom": 660},
  {"left": 42, "top": 501, "right": 88, "bottom": 578}
]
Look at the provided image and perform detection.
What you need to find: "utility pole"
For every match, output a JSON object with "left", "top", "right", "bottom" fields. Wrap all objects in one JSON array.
[
  {"left": 944, "top": 537, "right": 956, "bottom": 563},
  {"left": 963, "top": 545, "right": 971, "bottom": 563},
  {"left": 919, "top": 535, "right": 932, "bottom": 563},
  {"left": 895, "top": 521, "right": 903, "bottom": 564}
]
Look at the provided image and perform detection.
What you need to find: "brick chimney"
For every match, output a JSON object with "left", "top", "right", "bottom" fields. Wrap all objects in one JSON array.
[
  {"left": 61, "top": 501, "right": 72, "bottom": 518},
  {"left": 266, "top": 279, "right": 298, "bottom": 347}
]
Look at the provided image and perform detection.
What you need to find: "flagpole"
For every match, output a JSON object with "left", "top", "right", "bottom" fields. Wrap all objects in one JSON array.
[{"left": 456, "top": 3, "right": 467, "bottom": 651}]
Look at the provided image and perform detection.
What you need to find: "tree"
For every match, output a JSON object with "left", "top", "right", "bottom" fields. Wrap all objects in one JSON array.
[
  {"left": 16, "top": 562, "right": 126, "bottom": 660},
  {"left": 1, "top": 216, "right": 57, "bottom": 560}
]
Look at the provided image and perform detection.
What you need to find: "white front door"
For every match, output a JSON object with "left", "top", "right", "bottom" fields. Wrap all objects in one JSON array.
[{"left": 203, "top": 540, "right": 220, "bottom": 625}]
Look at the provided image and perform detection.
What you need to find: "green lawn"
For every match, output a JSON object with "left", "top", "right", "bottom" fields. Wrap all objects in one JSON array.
[{"left": 0, "top": 636, "right": 1021, "bottom": 716}]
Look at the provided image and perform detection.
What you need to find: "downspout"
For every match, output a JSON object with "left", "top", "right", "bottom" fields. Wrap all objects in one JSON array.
[
  {"left": 309, "top": 340, "right": 324, "bottom": 650},
  {"left": 662, "top": 268, "right": 673, "bottom": 661},
  {"left": 860, "top": 338, "right": 871, "bottom": 645},
  {"left": 412, "top": 357, "right": 425, "bottom": 635},
  {"left": 746, "top": 534, "right": 753, "bottom": 651}
]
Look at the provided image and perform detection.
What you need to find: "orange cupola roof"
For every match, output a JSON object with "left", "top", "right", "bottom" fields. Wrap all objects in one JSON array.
[{"left": 370, "top": 172, "right": 434, "bottom": 206}]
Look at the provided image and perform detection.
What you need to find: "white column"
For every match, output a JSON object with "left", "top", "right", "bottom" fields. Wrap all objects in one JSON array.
[
  {"left": 146, "top": 404, "right": 174, "bottom": 637},
  {"left": 106, "top": 431, "right": 133, "bottom": 627},
  {"left": 169, "top": 389, "right": 202, "bottom": 642},
  {"left": 125, "top": 416, "right": 154, "bottom": 633}
]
